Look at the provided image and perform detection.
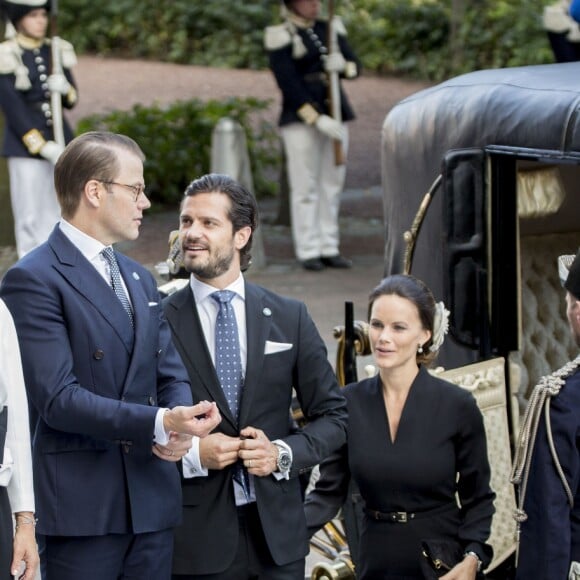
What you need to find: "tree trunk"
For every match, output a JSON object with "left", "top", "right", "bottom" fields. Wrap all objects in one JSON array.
[{"left": 449, "top": 0, "right": 467, "bottom": 71}]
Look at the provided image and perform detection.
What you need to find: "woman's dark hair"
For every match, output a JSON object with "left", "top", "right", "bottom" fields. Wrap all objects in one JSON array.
[
  {"left": 183, "top": 173, "right": 259, "bottom": 271},
  {"left": 368, "top": 274, "right": 437, "bottom": 365}
]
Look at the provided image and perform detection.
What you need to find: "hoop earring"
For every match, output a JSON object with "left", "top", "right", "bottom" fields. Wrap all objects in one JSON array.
[{"left": 417, "top": 344, "right": 423, "bottom": 354}]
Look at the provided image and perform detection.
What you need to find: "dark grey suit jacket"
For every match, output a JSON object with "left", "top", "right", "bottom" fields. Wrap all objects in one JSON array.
[{"left": 163, "top": 280, "right": 347, "bottom": 575}]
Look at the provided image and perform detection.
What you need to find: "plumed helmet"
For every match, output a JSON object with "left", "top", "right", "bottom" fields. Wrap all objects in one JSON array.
[
  {"left": 559, "top": 250, "right": 580, "bottom": 300},
  {"left": 1, "top": 0, "right": 49, "bottom": 26}
]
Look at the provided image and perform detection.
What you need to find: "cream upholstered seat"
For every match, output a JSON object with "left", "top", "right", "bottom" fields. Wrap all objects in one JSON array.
[
  {"left": 512, "top": 233, "right": 580, "bottom": 405},
  {"left": 435, "top": 358, "right": 516, "bottom": 572}
]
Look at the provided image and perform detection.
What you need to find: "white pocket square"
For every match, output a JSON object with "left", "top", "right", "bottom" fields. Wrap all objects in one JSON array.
[
  {"left": 264, "top": 340, "right": 293, "bottom": 355},
  {"left": 148, "top": 301, "right": 159, "bottom": 307}
]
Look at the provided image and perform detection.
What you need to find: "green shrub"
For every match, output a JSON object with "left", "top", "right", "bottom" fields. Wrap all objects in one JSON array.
[
  {"left": 58, "top": 0, "right": 276, "bottom": 69},
  {"left": 341, "top": 0, "right": 555, "bottom": 80},
  {"left": 76, "top": 97, "right": 280, "bottom": 207},
  {"left": 59, "top": 0, "right": 559, "bottom": 81}
]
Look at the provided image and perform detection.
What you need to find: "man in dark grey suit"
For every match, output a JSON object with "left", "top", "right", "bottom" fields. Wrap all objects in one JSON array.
[{"left": 163, "top": 173, "right": 348, "bottom": 579}]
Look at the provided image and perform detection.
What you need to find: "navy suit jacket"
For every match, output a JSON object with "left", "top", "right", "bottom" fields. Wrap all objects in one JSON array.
[
  {"left": 516, "top": 368, "right": 580, "bottom": 580},
  {"left": 163, "top": 280, "right": 347, "bottom": 575},
  {"left": 0, "top": 225, "right": 193, "bottom": 536}
]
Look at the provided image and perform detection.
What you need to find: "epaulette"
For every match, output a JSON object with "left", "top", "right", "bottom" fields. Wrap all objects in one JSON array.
[
  {"left": 332, "top": 16, "right": 347, "bottom": 36},
  {"left": 264, "top": 23, "right": 292, "bottom": 51},
  {"left": 0, "top": 39, "right": 20, "bottom": 75},
  {"left": 49, "top": 38, "right": 78, "bottom": 69}
]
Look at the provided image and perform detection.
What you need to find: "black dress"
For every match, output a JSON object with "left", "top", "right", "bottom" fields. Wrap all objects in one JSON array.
[{"left": 305, "top": 365, "right": 495, "bottom": 579}]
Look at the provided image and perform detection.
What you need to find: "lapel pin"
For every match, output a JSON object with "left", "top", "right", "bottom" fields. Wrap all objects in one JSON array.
[
  {"left": 132, "top": 272, "right": 140, "bottom": 280},
  {"left": 263, "top": 307, "right": 272, "bottom": 317}
]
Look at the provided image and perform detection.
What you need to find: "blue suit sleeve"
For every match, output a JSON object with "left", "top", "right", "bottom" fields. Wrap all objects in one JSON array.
[
  {"left": 571, "top": 0, "right": 580, "bottom": 23},
  {"left": 0, "top": 262, "right": 190, "bottom": 447}
]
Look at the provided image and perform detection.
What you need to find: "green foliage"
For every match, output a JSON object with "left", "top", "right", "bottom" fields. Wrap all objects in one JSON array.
[
  {"left": 340, "top": 0, "right": 450, "bottom": 77},
  {"left": 58, "top": 0, "right": 276, "bottom": 69},
  {"left": 77, "top": 98, "right": 280, "bottom": 207},
  {"left": 59, "top": 0, "right": 560, "bottom": 81},
  {"left": 341, "top": 0, "right": 556, "bottom": 80}
]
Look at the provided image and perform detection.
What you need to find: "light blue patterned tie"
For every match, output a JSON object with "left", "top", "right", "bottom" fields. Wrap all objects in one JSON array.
[
  {"left": 101, "top": 247, "right": 134, "bottom": 327},
  {"left": 211, "top": 290, "right": 250, "bottom": 500}
]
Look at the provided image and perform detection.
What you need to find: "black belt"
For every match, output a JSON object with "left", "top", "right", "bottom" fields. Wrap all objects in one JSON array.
[{"left": 364, "top": 502, "right": 457, "bottom": 523}]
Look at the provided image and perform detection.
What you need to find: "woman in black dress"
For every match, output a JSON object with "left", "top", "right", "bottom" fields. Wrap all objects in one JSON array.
[{"left": 305, "top": 275, "right": 495, "bottom": 579}]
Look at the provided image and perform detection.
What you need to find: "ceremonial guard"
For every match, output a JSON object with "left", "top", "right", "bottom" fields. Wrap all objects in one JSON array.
[
  {"left": 512, "top": 251, "right": 580, "bottom": 579},
  {"left": 264, "top": 0, "right": 360, "bottom": 271},
  {"left": 0, "top": 0, "right": 77, "bottom": 257}
]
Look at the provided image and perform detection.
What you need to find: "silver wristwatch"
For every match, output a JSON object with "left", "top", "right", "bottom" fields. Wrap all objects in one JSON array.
[{"left": 274, "top": 443, "right": 292, "bottom": 474}]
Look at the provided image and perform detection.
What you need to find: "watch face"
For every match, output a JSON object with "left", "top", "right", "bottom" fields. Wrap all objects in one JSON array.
[{"left": 278, "top": 452, "right": 292, "bottom": 471}]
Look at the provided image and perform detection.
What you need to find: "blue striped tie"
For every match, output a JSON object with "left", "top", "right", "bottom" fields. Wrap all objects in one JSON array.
[{"left": 101, "top": 247, "right": 134, "bottom": 327}]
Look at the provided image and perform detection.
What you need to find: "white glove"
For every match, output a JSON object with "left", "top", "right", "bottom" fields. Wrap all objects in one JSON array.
[
  {"left": 569, "top": 561, "right": 580, "bottom": 580},
  {"left": 39, "top": 140, "right": 65, "bottom": 165},
  {"left": 324, "top": 52, "right": 346, "bottom": 74},
  {"left": 47, "top": 73, "right": 72, "bottom": 96},
  {"left": 315, "top": 114, "right": 346, "bottom": 141}
]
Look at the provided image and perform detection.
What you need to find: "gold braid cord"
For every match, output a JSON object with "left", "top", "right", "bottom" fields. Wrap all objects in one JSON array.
[{"left": 510, "top": 355, "right": 580, "bottom": 560}]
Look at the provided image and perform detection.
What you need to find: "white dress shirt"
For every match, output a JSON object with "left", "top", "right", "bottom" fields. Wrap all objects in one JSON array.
[
  {"left": 182, "top": 275, "right": 291, "bottom": 496},
  {"left": 0, "top": 299, "right": 35, "bottom": 514},
  {"left": 181, "top": 276, "right": 247, "bottom": 488}
]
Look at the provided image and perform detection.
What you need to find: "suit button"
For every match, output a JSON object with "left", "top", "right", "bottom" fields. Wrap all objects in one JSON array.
[
  {"left": 93, "top": 349, "right": 104, "bottom": 360},
  {"left": 148, "top": 396, "right": 155, "bottom": 406},
  {"left": 156, "top": 349, "right": 162, "bottom": 357}
]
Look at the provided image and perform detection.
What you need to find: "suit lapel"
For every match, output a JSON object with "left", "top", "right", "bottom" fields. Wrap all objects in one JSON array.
[
  {"left": 238, "top": 282, "right": 270, "bottom": 428},
  {"left": 116, "top": 255, "right": 151, "bottom": 388},
  {"left": 166, "top": 286, "right": 238, "bottom": 430},
  {"left": 49, "top": 229, "right": 134, "bottom": 353}
]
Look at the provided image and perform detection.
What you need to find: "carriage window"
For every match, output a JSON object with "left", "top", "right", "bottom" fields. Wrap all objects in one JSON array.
[{"left": 514, "top": 160, "right": 580, "bottom": 402}]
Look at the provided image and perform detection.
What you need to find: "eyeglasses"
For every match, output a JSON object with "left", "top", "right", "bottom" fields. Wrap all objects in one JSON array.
[{"left": 97, "top": 180, "right": 146, "bottom": 202}]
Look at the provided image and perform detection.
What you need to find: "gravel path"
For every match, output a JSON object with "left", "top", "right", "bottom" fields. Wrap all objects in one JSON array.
[
  {"left": 1, "top": 57, "right": 430, "bottom": 276},
  {"left": 70, "top": 56, "right": 431, "bottom": 189}
]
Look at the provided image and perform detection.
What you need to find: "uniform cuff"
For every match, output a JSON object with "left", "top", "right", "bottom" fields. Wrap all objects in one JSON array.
[
  {"left": 297, "top": 103, "right": 320, "bottom": 125},
  {"left": 22, "top": 129, "right": 46, "bottom": 155}
]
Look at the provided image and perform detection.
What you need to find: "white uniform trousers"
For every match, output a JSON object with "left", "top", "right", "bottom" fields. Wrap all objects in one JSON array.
[
  {"left": 281, "top": 123, "right": 348, "bottom": 261},
  {"left": 8, "top": 157, "right": 61, "bottom": 258}
]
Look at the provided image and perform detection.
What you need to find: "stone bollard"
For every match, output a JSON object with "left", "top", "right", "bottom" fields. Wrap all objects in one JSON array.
[{"left": 210, "top": 117, "right": 266, "bottom": 270}]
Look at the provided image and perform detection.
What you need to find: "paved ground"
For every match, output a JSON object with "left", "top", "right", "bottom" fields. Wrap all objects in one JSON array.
[{"left": 68, "top": 56, "right": 431, "bottom": 190}]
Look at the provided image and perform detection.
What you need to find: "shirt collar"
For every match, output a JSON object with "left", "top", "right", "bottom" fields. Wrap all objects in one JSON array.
[
  {"left": 190, "top": 274, "right": 245, "bottom": 305},
  {"left": 16, "top": 33, "right": 45, "bottom": 50},
  {"left": 59, "top": 219, "right": 107, "bottom": 262},
  {"left": 287, "top": 12, "right": 316, "bottom": 29}
]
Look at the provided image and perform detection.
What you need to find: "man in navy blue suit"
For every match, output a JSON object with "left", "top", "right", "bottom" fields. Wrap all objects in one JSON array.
[{"left": 0, "top": 131, "right": 221, "bottom": 580}]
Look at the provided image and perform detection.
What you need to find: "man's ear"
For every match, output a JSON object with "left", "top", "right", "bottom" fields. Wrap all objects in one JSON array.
[
  {"left": 235, "top": 226, "right": 252, "bottom": 251},
  {"left": 85, "top": 179, "right": 102, "bottom": 207}
]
